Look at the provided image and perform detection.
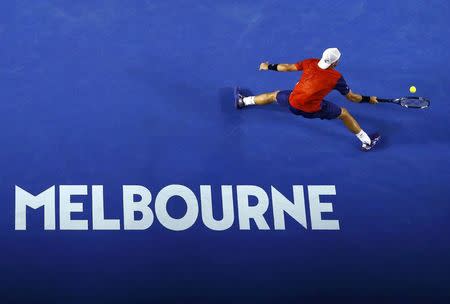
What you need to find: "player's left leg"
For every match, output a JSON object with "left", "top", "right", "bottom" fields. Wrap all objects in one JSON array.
[
  {"left": 236, "top": 91, "right": 279, "bottom": 108},
  {"left": 253, "top": 91, "right": 280, "bottom": 105},
  {"left": 236, "top": 89, "right": 293, "bottom": 109}
]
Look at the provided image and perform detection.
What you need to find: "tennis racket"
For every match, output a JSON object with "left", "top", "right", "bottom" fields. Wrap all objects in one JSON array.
[{"left": 377, "top": 96, "right": 430, "bottom": 109}]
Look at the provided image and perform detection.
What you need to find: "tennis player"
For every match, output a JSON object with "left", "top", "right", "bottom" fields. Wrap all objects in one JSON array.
[{"left": 235, "top": 48, "right": 380, "bottom": 151}]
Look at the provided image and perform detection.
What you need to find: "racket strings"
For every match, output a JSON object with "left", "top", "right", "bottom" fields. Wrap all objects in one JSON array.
[{"left": 400, "top": 97, "right": 430, "bottom": 108}]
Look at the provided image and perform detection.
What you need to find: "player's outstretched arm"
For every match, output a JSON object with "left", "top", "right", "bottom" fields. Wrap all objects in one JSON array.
[
  {"left": 259, "top": 62, "right": 298, "bottom": 72},
  {"left": 346, "top": 90, "right": 378, "bottom": 104}
]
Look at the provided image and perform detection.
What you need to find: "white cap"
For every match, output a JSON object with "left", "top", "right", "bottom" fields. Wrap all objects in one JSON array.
[{"left": 318, "top": 48, "right": 341, "bottom": 69}]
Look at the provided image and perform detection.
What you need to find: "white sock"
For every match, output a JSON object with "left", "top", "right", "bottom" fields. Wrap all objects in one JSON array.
[
  {"left": 243, "top": 96, "right": 256, "bottom": 106},
  {"left": 356, "top": 130, "right": 371, "bottom": 145}
]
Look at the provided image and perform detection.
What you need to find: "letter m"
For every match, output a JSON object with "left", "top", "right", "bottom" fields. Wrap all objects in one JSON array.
[{"left": 15, "top": 186, "right": 56, "bottom": 230}]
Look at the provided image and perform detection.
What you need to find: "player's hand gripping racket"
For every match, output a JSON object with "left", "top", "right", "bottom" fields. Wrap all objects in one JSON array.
[{"left": 377, "top": 96, "right": 430, "bottom": 109}]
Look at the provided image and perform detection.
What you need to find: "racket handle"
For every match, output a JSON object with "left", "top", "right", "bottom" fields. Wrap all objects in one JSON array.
[{"left": 376, "top": 98, "right": 391, "bottom": 103}]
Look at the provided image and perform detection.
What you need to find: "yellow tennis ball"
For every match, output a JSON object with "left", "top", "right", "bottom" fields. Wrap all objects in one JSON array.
[{"left": 409, "top": 86, "right": 416, "bottom": 93}]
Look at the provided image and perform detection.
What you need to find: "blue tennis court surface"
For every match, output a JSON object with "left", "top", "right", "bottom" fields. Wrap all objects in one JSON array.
[{"left": 0, "top": 1, "right": 449, "bottom": 302}]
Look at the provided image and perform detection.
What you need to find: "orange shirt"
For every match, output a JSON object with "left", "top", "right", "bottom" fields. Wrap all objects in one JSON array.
[{"left": 289, "top": 58, "right": 343, "bottom": 112}]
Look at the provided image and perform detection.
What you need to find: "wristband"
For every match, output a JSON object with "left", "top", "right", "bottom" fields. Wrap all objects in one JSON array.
[
  {"left": 361, "top": 95, "right": 370, "bottom": 103},
  {"left": 268, "top": 64, "right": 278, "bottom": 71}
]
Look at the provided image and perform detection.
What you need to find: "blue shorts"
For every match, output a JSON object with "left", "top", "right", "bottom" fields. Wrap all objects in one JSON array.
[{"left": 276, "top": 90, "right": 342, "bottom": 120}]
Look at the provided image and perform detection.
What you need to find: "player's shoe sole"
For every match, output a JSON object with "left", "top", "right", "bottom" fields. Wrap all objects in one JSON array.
[
  {"left": 234, "top": 87, "right": 245, "bottom": 109},
  {"left": 361, "top": 133, "right": 381, "bottom": 152}
]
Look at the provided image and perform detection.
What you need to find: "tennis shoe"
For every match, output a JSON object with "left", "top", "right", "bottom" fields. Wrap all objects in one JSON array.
[
  {"left": 234, "top": 87, "right": 246, "bottom": 109},
  {"left": 361, "top": 133, "right": 381, "bottom": 152}
]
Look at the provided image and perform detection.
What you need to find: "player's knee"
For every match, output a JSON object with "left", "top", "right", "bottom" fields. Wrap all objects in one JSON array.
[
  {"left": 271, "top": 91, "right": 280, "bottom": 100},
  {"left": 339, "top": 107, "right": 348, "bottom": 118}
]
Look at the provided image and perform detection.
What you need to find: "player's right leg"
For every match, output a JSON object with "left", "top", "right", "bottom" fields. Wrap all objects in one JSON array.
[
  {"left": 338, "top": 107, "right": 362, "bottom": 133},
  {"left": 339, "top": 107, "right": 380, "bottom": 151}
]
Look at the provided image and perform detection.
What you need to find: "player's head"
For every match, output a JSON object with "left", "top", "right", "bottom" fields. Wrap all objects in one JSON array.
[{"left": 318, "top": 48, "right": 341, "bottom": 69}]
